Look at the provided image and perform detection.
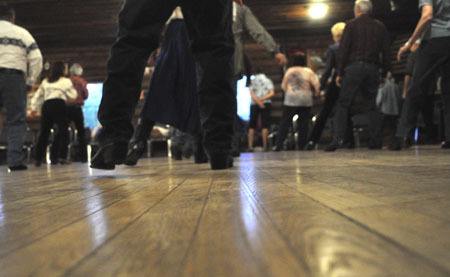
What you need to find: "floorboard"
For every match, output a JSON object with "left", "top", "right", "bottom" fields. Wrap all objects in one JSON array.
[{"left": 0, "top": 146, "right": 449, "bottom": 276}]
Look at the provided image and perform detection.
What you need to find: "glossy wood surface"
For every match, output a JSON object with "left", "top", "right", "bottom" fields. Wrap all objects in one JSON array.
[{"left": 0, "top": 146, "right": 449, "bottom": 276}]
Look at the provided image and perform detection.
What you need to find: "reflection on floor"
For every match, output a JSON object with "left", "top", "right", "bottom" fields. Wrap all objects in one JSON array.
[{"left": 1, "top": 146, "right": 450, "bottom": 276}]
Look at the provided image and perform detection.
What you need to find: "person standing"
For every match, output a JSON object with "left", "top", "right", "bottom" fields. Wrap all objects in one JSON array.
[
  {"left": 67, "top": 63, "right": 89, "bottom": 163},
  {"left": 231, "top": 3, "right": 288, "bottom": 155},
  {"left": 91, "top": 0, "right": 243, "bottom": 171},
  {"left": 31, "top": 62, "right": 77, "bottom": 166},
  {"left": 274, "top": 54, "right": 320, "bottom": 151},
  {"left": 305, "top": 22, "right": 355, "bottom": 151},
  {"left": 395, "top": 0, "right": 450, "bottom": 149},
  {"left": 326, "top": 0, "right": 391, "bottom": 152},
  {"left": 0, "top": 3, "right": 43, "bottom": 171},
  {"left": 376, "top": 72, "right": 402, "bottom": 146},
  {"left": 247, "top": 71, "right": 275, "bottom": 152}
]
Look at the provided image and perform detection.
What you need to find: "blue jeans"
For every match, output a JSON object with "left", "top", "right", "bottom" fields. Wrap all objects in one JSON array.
[{"left": 0, "top": 72, "right": 27, "bottom": 167}]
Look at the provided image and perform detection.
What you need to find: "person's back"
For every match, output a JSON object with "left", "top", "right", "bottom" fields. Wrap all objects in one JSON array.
[
  {"left": 0, "top": 3, "right": 42, "bottom": 171},
  {"left": 282, "top": 66, "right": 319, "bottom": 108}
]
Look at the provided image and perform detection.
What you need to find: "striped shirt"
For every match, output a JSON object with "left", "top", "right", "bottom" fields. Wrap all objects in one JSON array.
[{"left": 0, "top": 20, "right": 43, "bottom": 85}]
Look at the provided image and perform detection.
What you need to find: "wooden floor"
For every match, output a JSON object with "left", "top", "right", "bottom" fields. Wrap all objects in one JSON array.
[{"left": 0, "top": 147, "right": 449, "bottom": 277}]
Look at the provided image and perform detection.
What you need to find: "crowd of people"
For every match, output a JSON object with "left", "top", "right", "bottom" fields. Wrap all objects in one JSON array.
[{"left": 0, "top": 0, "right": 448, "bottom": 172}]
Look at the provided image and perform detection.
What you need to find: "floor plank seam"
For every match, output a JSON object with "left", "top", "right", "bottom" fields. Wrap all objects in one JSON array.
[
  {"left": 177, "top": 177, "right": 214, "bottom": 274},
  {"left": 0, "top": 176, "right": 167, "bottom": 259},
  {"left": 260, "top": 169, "right": 450, "bottom": 276},
  {"left": 61, "top": 177, "right": 188, "bottom": 277},
  {"left": 239, "top": 175, "right": 312, "bottom": 275}
]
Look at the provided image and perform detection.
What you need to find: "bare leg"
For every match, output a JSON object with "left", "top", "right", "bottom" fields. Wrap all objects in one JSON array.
[
  {"left": 262, "top": 128, "right": 269, "bottom": 150},
  {"left": 248, "top": 128, "right": 255, "bottom": 150}
]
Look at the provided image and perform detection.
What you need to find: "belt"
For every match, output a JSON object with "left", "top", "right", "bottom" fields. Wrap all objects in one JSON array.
[{"left": 0, "top": 68, "right": 24, "bottom": 75}]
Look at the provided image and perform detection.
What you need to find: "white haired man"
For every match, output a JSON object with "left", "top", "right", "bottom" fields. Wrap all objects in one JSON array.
[{"left": 326, "top": 0, "right": 391, "bottom": 151}]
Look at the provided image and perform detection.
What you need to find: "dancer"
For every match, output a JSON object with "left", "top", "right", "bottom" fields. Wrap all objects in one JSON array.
[
  {"left": 31, "top": 62, "right": 77, "bottom": 166},
  {"left": 326, "top": 0, "right": 390, "bottom": 152},
  {"left": 247, "top": 70, "right": 275, "bottom": 152},
  {"left": 0, "top": 3, "right": 42, "bottom": 171},
  {"left": 394, "top": 0, "right": 450, "bottom": 151},
  {"left": 305, "top": 22, "right": 354, "bottom": 151},
  {"left": 274, "top": 54, "right": 320, "bottom": 151},
  {"left": 92, "top": 0, "right": 240, "bottom": 170},
  {"left": 67, "top": 63, "right": 89, "bottom": 162}
]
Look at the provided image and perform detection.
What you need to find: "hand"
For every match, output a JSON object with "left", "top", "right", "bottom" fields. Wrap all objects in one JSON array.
[
  {"left": 397, "top": 42, "right": 411, "bottom": 62},
  {"left": 336, "top": 76, "right": 343, "bottom": 87},
  {"left": 233, "top": 0, "right": 243, "bottom": 5},
  {"left": 258, "top": 101, "right": 265, "bottom": 109},
  {"left": 275, "top": 53, "right": 288, "bottom": 66}
]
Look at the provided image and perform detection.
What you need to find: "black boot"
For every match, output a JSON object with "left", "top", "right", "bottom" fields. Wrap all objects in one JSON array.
[
  {"left": 209, "top": 152, "right": 233, "bottom": 170},
  {"left": 91, "top": 141, "right": 128, "bottom": 170},
  {"left": 304, "top": 141, "right": 316, "bottom": 151},
  {"left": 194, "top": 138, "right": 208, "bottom": 164},
  {"left": 124, "top": 119, "right": 154, "bottom": 166},
  {"left": 442, "top": 141, "right": 450, "bottom": 149},
  {"left": 324, "top": 138, "right": 344, "bottom": 152}
]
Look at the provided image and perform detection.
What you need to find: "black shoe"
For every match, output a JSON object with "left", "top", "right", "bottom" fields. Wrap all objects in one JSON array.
[
  {"left": 304, "top": 141, "right": 316, "bottom": 151},
  {"left": 246, "top": 148, "right": 254, "bottom": 153},
  {"left": 324, "top": 139, "right": 344, "bottom": 152},
  {"left": 35, "top": 160, "right": 43, "bottom": 167},
  {"left": 442, "top": 141, "right": 450, "bottom": 149},
  {"left": 209, "top": 153, "right": 234, "bottom": 170},
  {"left": 368, "top": 142, "right": 382, "bottom": 150},
  {"left": 8, "top": 164, "right": 28, "bottom": 171},
  {"left": 59, "top": 159, "right": 71, "bottom": 165},
  {"left": 231, "top": 150, "right": 240, "bottom": 158},
  {"left": 91, "top": 141, "right": 128, "bottom": 170},
  {"left": 389, "top": 137, "right": 402, "bottom": 151},
  {"left": 171, "top": 146, "right": 183, "bottom": 161},
  {"left": 125, "top": 141, "right": 146, "bottom": 166}
]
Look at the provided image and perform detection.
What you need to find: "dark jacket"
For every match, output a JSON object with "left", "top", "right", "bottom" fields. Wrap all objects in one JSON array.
[{"left": 320, "top": 43, "right": 339, "bottom": 89}]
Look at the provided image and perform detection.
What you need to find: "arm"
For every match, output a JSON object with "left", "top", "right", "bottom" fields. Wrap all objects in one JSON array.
[
  {"left": 376, "top": 88, "right": 384, "bottom": 107},
  {"left": 320, "top": 47, "right": 335, "bottom": 89},
  {"left": 403, "top": 75, "right": 411, "bottom": 99},
  {"left": 65, "top": 80, "right": 79, "bottom": 101},
  {"left": 260, "top": 90, "right": 275, "bottom": 101},
  {"left": 243, "top": 6, "right": 287, "bottom": 66},
  {"left": 24, "top": 32, "right": 43, "bottom": 85},
  {"left": 397, "top": 3, "right": 433, "bottom": 61},
  {"left": 250, "top": 90, "right": 264, "bottom": 108},
  {"left": 310, "top": 71, "right": 321, "bottom": 97},
  {"left": 30, "top": 85, "right": 44, "bottom": 112},
  {"left": 337, "top": 22, "right": 352, "bottom": 78}
]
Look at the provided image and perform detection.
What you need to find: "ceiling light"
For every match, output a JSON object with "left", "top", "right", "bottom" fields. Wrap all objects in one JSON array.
[{"left": 309, "top": 3, "right": 329, "bottom": 20}]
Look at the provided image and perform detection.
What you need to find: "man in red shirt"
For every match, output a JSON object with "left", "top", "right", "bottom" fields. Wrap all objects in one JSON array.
[{"left": 68, "top": 63, "right": 89, "bottom": 162}]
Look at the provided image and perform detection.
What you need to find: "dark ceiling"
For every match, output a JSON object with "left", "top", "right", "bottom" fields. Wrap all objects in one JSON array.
[{"left": 5, "top": 0, "right": 419, "bottom": 81}]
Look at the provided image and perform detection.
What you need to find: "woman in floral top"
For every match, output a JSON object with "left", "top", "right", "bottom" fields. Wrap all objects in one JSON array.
[{"left": 274, "top": 54, "right": 320, "bottom": 151}]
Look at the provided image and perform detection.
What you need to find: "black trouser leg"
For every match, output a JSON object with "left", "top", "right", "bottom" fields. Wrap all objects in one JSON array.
[
  {"left": 51, "top": 109, "right": 69, "bottom": 163},
  {"left": 308, "top": 84, "right": 339, "bottom": 143},
  {"left": 35, "top": 103, "right": 54, "bottom": 162},
  {"left": 297, "top": 107, "right": 311, "bottom": 149},
  {"left": 440, "top": 58, "right": 450, "bottom": 141},
  {"left": 401, "top": 37, "right": 450, "bottom": 141},
  {"left": 133, "top": 117, "right": 155, "bottom": 144},
  {"left": 67, "top": 106, "right": 88, "bottom": 161},
  {"left": 181, "top": 0, "right": 235, "bottom": 155},
  {"left": 98, "top": 0, "right": 178, "bottom": 143},
  {"left": 276, "top": 106, "right": 297, "bottom": 148}
]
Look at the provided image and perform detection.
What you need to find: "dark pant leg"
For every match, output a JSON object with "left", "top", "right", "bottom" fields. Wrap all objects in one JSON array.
[
  {"left": 48, "top": 101, "right": 69, "bottom": 162},
  {"left": 35, "top": 101, "right": 56, "bottom": 162},
  {"left": 441, "top": 58, "right": 450, "bottom": 141},
  {"left": 67, "top": 106, "right": 88, "bottom": 161},
  {"left": 401, "top": 37, "right": 450, "bottom": 139},
  {"left": 276, "top": 106, "right": 297, "bottom": 148},
  {"left": 297, "top": 107, "right": 311, "bottom": 149},
  {"left": 334, "top": 64, "right": 366, "bottom": 140},
  {"left": 182, "top": 0, "right": 235, "bottom": 154},
  {"left": 363, "top": 65, "right": 383, "bottom": 146},
  {"left": 98, "top": 0, "right": 178, "bottom": 143},
  {"left": 308, "top": 83, "right": 339, "bottom": 143},
  {"left": 0, "top": 74, "right": 27, "bottom": 166}
]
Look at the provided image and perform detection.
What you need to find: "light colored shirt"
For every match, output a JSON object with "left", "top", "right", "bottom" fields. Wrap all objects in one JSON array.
[
  {"left": 282, "top": 67, "right": 320, "bottom": 107},
  {"left": 232, "top": 3, "right": 279, "bottom": 76},
  {"left": 420, "top": 0, "right": 450, "bottom": 39},
  {"left": 0, "top": 20, "right": 43, "bottom": 85},
  {"left": 31, "top": 77, "right": 78, "bottom": 111},
  {"left": 250, "top": 74, "right": 274, "bottom": 104},
  {"left": 376, "top": 79, "right": 402, "bottom": 116}
]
